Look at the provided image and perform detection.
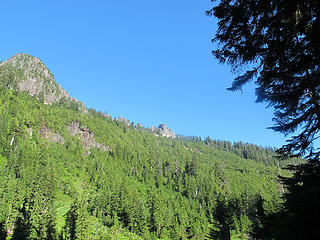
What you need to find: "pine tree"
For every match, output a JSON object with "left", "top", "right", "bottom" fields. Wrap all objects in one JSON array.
[
  {"left": 207, "top": 0, "right": 320, "bottom": 160},
  {"left": 207, "top": 1, "right": 320, "bottom": 239}
]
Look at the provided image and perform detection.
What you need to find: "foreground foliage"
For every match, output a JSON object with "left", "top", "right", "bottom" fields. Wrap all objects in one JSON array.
[
  {"left": 207, "top": 0, "right": 320, "bottom": 160},
  {"left": 207, "top": 0, "right": 320, "bottom": 238}
]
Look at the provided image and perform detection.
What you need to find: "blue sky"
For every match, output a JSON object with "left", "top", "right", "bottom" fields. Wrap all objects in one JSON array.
[{"left": 0, "top": 0, "right": 287, "bottom": 147}]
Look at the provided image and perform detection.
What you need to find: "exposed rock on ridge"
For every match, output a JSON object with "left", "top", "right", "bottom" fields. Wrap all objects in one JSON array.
[
  {"left": 0, "top": 54, "right": 176, "bottom": 140},
  {"left": 0, "top": 53, "right": 84, "bottom": 108},
  {"left": 151, "top": 124, "right": 176, "bottom": 138},
  {"left": 34, "top": 121, "right": 111, "bottom": 155},
  {"left": 118, "top": 116, "right": 130, "bottom": 126},
  {"left": 67, "top": 121, "right": 112, "bottom": 154}
]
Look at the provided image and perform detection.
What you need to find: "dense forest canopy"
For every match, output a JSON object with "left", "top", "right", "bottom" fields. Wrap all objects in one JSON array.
[{"left": 0, "top": 54, "right": 299, "bottom": 239}]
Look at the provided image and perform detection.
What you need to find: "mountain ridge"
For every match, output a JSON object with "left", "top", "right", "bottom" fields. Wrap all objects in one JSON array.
[
  {"left": 0, "top": 53, "right": 300, "bottom": 239},
  {"left": 0, "top": 53, "right": 178, "bottom": 138},
  {"left": 0, "top": 53, "right": 69, "bottom": 103}
]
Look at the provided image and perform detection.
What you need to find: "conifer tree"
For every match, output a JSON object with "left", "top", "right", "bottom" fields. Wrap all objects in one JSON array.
[
  {"left": 207, "top": 0, "right": 320, "bottom": 160},
  {"left": 207, "top": 1, "right": 320, "bottom": 239}
]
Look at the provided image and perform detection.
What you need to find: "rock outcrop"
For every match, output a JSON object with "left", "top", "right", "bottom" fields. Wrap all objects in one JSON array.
[
  {"left": 151, "top": 124, "right": 176, "bottom": 138},
  {"left": 67, "top": 121, "right": 111, "bottom": 154},
  {"left": 0, "top": 53, "right": 85, "bottom": 110},
  {"left": 36, "top": 121, "right": 111, "bottom": 155},
  {"left": 118, "top": 116, "right": 130, "bottom": 126},
  {"left": 39, "top": 123, "right": 65, "bottom": 144}
]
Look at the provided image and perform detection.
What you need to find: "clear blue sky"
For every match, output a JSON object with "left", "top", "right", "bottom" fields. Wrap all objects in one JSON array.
[{"left": 0, "top": 0, "right": 286, "bottom": 147}]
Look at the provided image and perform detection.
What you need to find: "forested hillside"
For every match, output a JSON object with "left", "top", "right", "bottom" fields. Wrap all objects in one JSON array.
[{"left": 0, "top": 54, "right": 298, "bottom": 239}]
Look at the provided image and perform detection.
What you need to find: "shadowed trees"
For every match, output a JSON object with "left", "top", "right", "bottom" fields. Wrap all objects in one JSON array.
[
  {"left": 207, "top": 0, "right": 320, "bottom": 160},
  {"left": 207, "top": 0, "right": 320, "bottom": 239}
]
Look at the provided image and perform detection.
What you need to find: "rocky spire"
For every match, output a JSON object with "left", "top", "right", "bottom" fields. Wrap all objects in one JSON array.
[{"left": 151, "top": 124, "right": 176, "bottom": 138}]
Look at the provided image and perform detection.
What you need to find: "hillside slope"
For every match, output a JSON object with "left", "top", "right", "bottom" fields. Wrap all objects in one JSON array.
[{"left": 0, "top": 54, "right": 292, "bottom": 240}]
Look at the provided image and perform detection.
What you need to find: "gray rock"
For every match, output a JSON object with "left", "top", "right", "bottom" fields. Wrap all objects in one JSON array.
[
  {"left": 118, "top": 116, "right": 130, "bottom": 126},
  {"left": 158, "top": 124, "right": 177, "bottom": 138},
  {"left": 67, "top": 121, "right": 112, "bottom": 154},
  {"left": 0, "top": 53, "right": 86, "bottom": 112},
  {"left": 39, "top": 123, "right": 65, "bottom": 144},
  {"left": 151, "top": 124, "right": 176, "bottom": 138}
]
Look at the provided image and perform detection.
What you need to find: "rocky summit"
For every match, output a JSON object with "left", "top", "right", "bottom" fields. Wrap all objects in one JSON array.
[
  {"left": 151, "top": 124, "right": 176, "bottom": 138},
  {"left": 0, "top": 53, "right": 83, "bottom": 108}
]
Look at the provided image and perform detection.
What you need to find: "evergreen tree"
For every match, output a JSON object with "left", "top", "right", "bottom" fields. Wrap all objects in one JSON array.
[
  {"left": 207, "top": 1, "right": 320, "bottom": 239},
  {"left": 207, "top": 0, "right": 320, "bottom": 160},
  {"left": 278, "top": 162, "right": 320, "bottom": 239}
]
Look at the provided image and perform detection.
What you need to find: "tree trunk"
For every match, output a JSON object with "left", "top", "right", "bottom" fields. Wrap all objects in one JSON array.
[{"left": 219, "top": 223, "right": 230, "bottom": 240}]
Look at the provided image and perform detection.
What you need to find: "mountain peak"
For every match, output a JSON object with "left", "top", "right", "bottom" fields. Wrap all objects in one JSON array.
[
  {"left": 151, "top": 124, "right": 176, "bottom": 138},
  {"left": 4, "top": 53, "right": 41, "bottom": 62},
  {"left": 0, "top": 53, "right": 72, "bottom": 104}
]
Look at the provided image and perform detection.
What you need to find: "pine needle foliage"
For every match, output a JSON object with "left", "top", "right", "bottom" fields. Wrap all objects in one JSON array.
[{"left": 207, "top": 0, "right": 320, "bottom": 160}]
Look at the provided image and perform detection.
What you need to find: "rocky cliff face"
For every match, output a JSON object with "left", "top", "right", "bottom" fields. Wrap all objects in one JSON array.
[
  {"left": 39, "top": 123, "right": 65, "bottom": 144},
  {"left": 151, "top": 124, "right": 176, "bottom": 138},
  {"left": 0, "top": 53, "right": 82, "bottom": 107},
  {"left": 67, "top": 121, "right": 112, "bottom": 154}
]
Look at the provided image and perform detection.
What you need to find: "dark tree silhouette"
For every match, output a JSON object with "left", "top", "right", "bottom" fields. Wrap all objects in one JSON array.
[
  {"left": 250, "top": 195, "right": 266, "bottom": 239},
  {"left": 209, "top": 195, "right": 236, "bottom": 240},
  {"left": 207, "top": 0, "right": 320, "bottom": 160},
  {"left": 247, "top": 162, "right": 320, "bottom": 240},
  {"left": 64, "top": 202, "right": 78, "bottom": 240},
  {"left": 11, "top": 203, "right": 31, "bottom": 240},
  {"left": 207, "top": 1, "right": 320, "bottom": 239},
  {"left": 0, "top": 221, "right": 6, "bottom": 240},
  {"left": 279, "top": 161, "right": 320, "bottom": 239}
]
